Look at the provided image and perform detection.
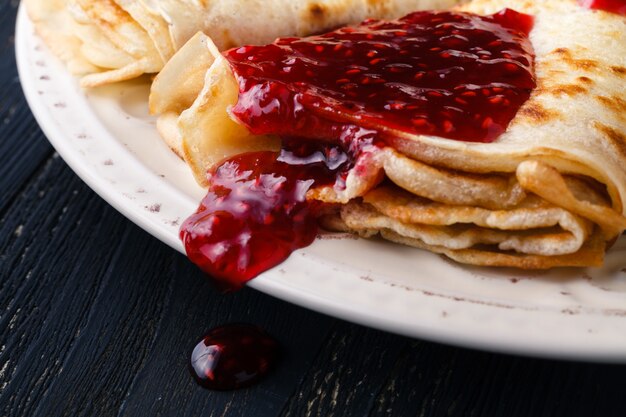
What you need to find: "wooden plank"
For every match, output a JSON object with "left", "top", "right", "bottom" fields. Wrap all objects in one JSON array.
[
  {"left": 369, "top": 343, "right": 626, "bottom": 417},
  {"left": 0, "top": 0, "right": 53, "bottom": 214},
  {"left": 278, "top": 321, "right": 408, "bottom": 417},
  {"left": 278, "top": 333, "right": 626, "bottom": 417},
  {"left": 1, "top": 158, "right": 131, "bottom": 416}
]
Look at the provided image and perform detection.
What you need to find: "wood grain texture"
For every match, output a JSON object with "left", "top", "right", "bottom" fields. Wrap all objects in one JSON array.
[{"left": 2, "top": 1, "right": 626, "bottom": 416}]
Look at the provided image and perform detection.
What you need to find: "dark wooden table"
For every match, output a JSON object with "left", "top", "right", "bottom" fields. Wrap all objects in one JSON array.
[{"left": 2, "top": 2, "right": 626, "bottom": 416}]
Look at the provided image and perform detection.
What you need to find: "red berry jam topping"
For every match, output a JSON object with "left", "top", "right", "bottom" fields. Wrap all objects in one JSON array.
[
  {"left": 579, "top": 0, "right": 626, "bottom": 15},
  {"left": 181, "top": 138, "right": 364, "bottom": 290},
  {"left": 190, "top": 324, "right": 280, "bottom": 390},
  {"left": 225, "top": 9, "right": 536, "bottom": 143},
  {"left": 182, "top": 9, "right": 537, "bottom": 289}
]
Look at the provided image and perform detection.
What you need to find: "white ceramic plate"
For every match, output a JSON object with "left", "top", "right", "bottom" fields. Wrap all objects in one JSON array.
[{"left": 16, "top": 6, "right": 626, "bottom": 362}]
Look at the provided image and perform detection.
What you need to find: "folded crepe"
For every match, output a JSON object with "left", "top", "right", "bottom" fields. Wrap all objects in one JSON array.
[
  {"left": 25, "top": 0, "right": 463, "bottom": 87},
  {"left": 150, "top": 0, "right": 626, "bottom": 270}
]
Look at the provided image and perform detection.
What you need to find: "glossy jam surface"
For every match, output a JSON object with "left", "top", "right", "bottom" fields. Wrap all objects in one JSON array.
[
  {"left": 190, "top": 324, "right": 280, "bottom": 390},
  {"left": 579, "top": 0, "right": 626, "bottom": 15},
  {"left": 181, "top": 139, "right": 355, "bottom": 290},
  {"left": 225, "top": 9, "right": 536, "bottom": 143}
]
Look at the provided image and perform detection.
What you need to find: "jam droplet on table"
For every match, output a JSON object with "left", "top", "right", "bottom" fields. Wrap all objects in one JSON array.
[
  {"left": 578, "top": 0, "right": 626, "bottom": 15},
  {"left": 182, "top": 9, "right": 537, "bottom": 289},
  {"left": 190, "top": 324, "right": 280, "bottom": 391},
  {"left": 226, "top": 9, "right": 536, "bottom": 143}
]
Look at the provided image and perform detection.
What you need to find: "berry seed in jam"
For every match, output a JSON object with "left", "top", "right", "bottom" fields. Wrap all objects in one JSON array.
[
  {"left": 190, "top": 324, "right": 280, "bottom": 390},
  {"left": 579, "top": 0, "right": 626, "bottom": 15},
  {"left": 226, "top": 9, "right": 536, "bottom": 144},
  {"left": 182, "top": 9, "right": 537, "bottom": 289}
]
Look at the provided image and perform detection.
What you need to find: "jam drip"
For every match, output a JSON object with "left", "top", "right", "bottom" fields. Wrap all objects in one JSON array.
[
  {"left": 579, "top": 0, "right": 626, "bottom": 15},
  {"left": 190, "top": 324, "right": 280, "bottom": 390},
  {"left": 180, "top": 138, "right": 358, "bottom": 290},
  {"left": 225, "top": 9, "right": 536, "bottom": 143}
]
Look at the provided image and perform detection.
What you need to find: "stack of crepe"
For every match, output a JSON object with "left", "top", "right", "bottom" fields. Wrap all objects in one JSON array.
[
  {"left": 25, "top": 0, "right": 462, "bottom": 87},
  {"left": 149, "top": 0, "right": 626, "bottom": 269}
]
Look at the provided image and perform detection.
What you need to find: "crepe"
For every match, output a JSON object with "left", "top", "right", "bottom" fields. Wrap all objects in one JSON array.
[
  {"left": 25, "top": 0, "right": 463, "bottom": 87},
  {"left": 150, "top": 0, "right": 626, "bottom": 269}
]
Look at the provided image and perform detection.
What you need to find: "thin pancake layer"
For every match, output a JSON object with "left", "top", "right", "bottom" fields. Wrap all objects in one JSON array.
[
  {"left": 25, "top": 0, "right": 462, "bottom": 87},
  {"left": 24, "top": 0, "right": 99, "bottom": 75}
]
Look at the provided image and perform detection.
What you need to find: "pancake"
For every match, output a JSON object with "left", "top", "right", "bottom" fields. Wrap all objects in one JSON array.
[
  {"left": 150, "top": 0, "right": 626, "bottom": 271},
  {"left": 25, "top": 0, "right": 463, "bottom": 87}
]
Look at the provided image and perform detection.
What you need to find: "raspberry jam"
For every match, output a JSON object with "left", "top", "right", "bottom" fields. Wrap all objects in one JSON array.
[
  {"left": 190, "top": 324, "right": 280, "bottom": 390},
  {"left": 180, "top": 139, "right": 358, "bottom": 290},
  {"left": 579, "top": 0, "right": 626, "bottom": 15},
  {"left": 226, "top": 9, "right": 535, "bottom": 143},
  {"left": 183, "top": 10, "right": 537, "bottom": 289}
]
